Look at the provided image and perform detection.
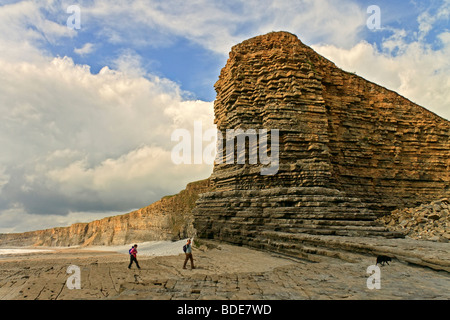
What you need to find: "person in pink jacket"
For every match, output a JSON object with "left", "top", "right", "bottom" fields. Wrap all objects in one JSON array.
[{"left": 128, "top": 244, "right": 141, "bottom": 269}]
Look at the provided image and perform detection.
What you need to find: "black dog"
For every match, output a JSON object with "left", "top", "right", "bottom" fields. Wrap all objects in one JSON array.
[{"left": 376, "top": 255, "right": 392, "bottom": 266}]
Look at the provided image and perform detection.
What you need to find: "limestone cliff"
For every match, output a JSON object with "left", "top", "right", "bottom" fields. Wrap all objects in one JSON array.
[
  {"left": 193, "top": 31, "right": 450, "bottom": 248},
  {"left": 0, "top": 179, "right": 211, "bottom": 247}
]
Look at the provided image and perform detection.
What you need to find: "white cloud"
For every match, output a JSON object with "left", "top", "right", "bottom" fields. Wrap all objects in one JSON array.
[
  {"left": 255, "top": 0, "right": 366, "bottom": 47},
  {"left": 417, "top": 0, "right": 450, "bottom": 40},
  {"left": 0, "top": 1, "right": 74, "bottom": 63},
  {"left": 74, "top": 42, "right": 95, "bottom": 56},
  {"left": 75, "top": 0, "right": 366, "bottom": 54},
  {"left": 111, "top": 49, "right": 147, "bottom": 78},
  {"left": 0, "top": 53, "right": 214, "bottom": 233}
]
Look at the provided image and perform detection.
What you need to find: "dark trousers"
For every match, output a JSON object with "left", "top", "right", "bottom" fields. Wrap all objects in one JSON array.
[
  {"left": 128, "top": 255, "right": 140, "bottom": 269},
  {"left": 183, "top": 253, "right": 194, "bottom": 269}
]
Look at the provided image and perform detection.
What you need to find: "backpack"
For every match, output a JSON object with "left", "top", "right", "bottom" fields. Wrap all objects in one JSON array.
[
  {"left": 183, "top": 244, "right": 187, "bottom": 253},
  {"left": 129, "top": 247, "right": 133, "bottom": 255}
]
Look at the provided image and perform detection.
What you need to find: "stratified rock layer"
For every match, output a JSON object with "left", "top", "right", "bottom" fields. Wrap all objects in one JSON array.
[
  {"left": 193, "top": 31, "right": 450, "bottom": 249},
  {"left": 0, "top": 179, "right": 211, "bottom": 247}
]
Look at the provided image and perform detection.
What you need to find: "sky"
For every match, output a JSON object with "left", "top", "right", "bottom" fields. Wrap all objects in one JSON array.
[{"left": 0, "top": 0, "right": 449, "bottom": 233}]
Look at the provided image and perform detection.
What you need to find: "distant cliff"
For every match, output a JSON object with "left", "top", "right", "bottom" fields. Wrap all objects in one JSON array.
[{"left": 0, "top": 179, "right": 211, "bottom": 247}]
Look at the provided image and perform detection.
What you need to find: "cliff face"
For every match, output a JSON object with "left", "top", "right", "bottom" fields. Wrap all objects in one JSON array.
[
  {"left": 0, "top": 179, "right": 211, "bottom": 247},
  {"left": 193, "top": 32, "right": 450, "bottom": 247}
]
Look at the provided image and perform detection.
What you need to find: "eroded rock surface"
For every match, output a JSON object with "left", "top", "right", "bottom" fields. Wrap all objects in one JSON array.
[{"left": 378, "top": 198, "right": 450, "bottom": 242}]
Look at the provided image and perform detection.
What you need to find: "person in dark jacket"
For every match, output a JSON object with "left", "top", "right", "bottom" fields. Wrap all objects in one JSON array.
[{"left": 128, "top": 244, "right": 141, "bottom": 269}]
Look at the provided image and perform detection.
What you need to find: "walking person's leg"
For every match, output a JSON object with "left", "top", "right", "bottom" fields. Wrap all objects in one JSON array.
[
  {"left": 129, "top": 255, "right": 140, "bottom": 269},
  {"left": 135, "top": 257, "right": 141, "bottom": 269},
  {"left": 183, "top": 253, "right": 194, "bottom": 269}
]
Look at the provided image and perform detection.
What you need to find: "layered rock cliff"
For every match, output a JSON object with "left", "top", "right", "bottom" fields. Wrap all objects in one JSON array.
[
  {"left": 193, "top": 31, "right": 450, "bottom": 250},
  {"left": 0, "top": 179, "right": 211, "bottom": 247}
]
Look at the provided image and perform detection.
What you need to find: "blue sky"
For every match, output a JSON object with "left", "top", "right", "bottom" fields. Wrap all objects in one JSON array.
[{"left": 0, "top": 0, "right": 449, "bottom": 233}]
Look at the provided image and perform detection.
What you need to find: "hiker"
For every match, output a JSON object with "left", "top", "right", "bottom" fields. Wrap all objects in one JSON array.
[
  {"left": 128, "top": 244, "right": 141, "bottom": 269},
  {"left": 183, "top": 239, "right": 195, "bottom": 269}
]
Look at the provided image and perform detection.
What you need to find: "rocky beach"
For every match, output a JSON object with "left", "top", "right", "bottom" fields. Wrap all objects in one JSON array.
[{"left": 0, "top": 239, "right": 448, "bottom": 300}]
